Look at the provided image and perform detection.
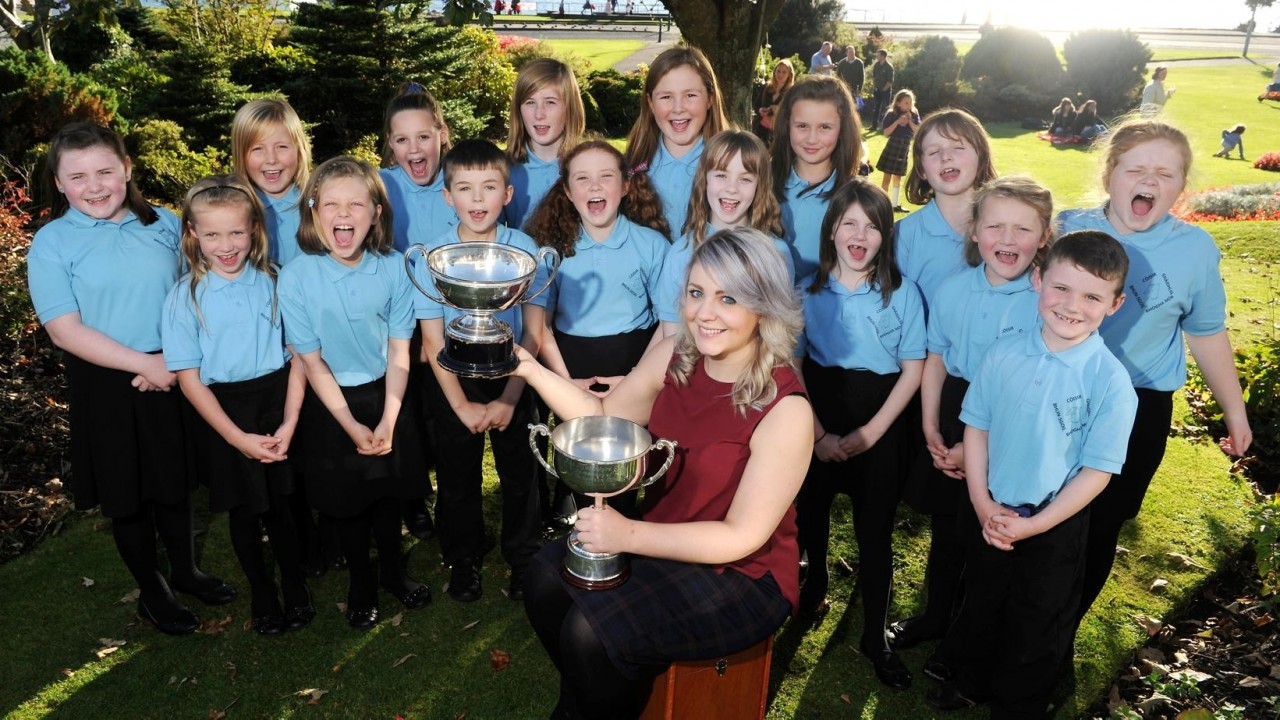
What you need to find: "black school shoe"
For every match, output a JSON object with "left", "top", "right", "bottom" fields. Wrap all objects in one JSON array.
[
  {"left": 859, "top": 642, "right": 913, "bottom": 689},
  {"left": 446, "top": 560, "right": 483, "bottom": 603},
  {"left": 382, "top": 577, "right": 432, "bottom": 610},
  {"left": 283, "top": 585, "right": 316, "bottom": 631},
  {"left": 170, "top": 574, "right": 238, "bottom": 606},
  {"left": 137, "top": 597, "right": 199, "bottom": 636},
  {"left": 346, "top": 605, "right": 380, "bottom": 630},
  {"left": 887, "top": 615, "right": 946, "bottom": 650},
  {"left": 923, "top": 653, "right": 955, "bottom": 682}
]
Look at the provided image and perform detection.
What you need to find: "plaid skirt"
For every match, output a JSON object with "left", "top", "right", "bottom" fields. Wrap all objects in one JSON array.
[
  {"left": 875, "top": 134, "right": 912, "bottom": 176},
  {"left": 186, "top": 365, "right": 295, "bottom": 514},
  {"left": 65, "top": 354, "right": 192, "bottom": 518},
  {"left": 534, "top": 539, "right": 791, "bottom": 679}
]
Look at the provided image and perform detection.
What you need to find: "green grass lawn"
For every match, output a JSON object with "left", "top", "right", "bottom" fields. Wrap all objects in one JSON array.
[
  {"left": 541, "top": 38, "right": 647, "bottom": 70},
  {"left": 0, "top": 39, "right": 1275, "bottom": 720}
]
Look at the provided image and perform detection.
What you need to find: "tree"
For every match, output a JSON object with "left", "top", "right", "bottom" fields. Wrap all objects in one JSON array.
[
  {"left": 1244, "top": 0, "right": 1276, "bottom": 57},
  {"left": 765, "top": 0, "right": 843, "bottom": 67},
  {"left": 440, "top": 0, "right": 787, "bottom": 127},
  {"left": 1062, "top": 29, "right": 1150, "bottom": 116},
  {"left": 1, "top": 0, "right": 126, "bottom": 63},
  {"left": 157, "top": 0, "right": 286, "bottom": 63}
]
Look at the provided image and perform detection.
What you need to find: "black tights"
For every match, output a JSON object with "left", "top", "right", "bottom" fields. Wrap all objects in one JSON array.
[
  {"left": 111, "top": 499, "right": 211, "bottom": 614},
  {"left": 523, "top": 560, "right": 642, "bottom": 720},
  {"left": 227, "top": 494, "right": 306, "bottom": 614},
  {"left": 334, "top": 498, "right": 406, "bottom": 609}
]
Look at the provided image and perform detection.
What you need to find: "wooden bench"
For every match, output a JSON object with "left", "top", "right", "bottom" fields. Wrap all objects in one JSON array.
[{"left": 638, "top": 637, "right": 773, "bottom": 720}]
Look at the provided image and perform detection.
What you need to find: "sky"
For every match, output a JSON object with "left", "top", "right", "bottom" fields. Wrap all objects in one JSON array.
[{"left": 842, "top": 0, "right": 1280, "bottom": 32}]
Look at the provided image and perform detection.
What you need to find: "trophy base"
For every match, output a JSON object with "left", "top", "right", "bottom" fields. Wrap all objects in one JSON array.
[
  {"left": 561, "top": 562, "right": 630, "bottom": 591},
  {"left": 439, "top": 337, "right": 518, "bottom": 379}
]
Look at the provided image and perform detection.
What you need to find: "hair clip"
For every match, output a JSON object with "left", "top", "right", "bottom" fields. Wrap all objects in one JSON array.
[
  {"left": 407, "top": 81, "right": 425, "bottom": 94},
  {"left": 307, "top": 197, "right": 316, "bottom": 208},
  {"left": 627, "top": 161, "right": 649, "bottom": 179}
]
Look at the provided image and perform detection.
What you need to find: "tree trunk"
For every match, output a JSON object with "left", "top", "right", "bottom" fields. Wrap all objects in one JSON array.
[{"left": 661, "top": 0, "right": 786, "bottom": 127}]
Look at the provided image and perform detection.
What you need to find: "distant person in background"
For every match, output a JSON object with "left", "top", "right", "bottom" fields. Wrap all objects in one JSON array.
[
  {"left": 1213, "top": 124, "right": 1246, "bottom": 159},
  {"left": 1049, "top": 98, "right": 1076, "bottom": 137},
  {"left": 1140, "top": 66, "right": 1175, "bottom": 115},
  {"left": 811, "top": 41, "right": 835, "bottom": 76},
  {"left": 837, "top": 46, "right": 866, "bottom": 103},
  {"left": 1072, "top": 99, "right": 1106, "bottom": 142},
  {"left": 871, "top": 50, "right": 895, "bottom": 126},
  {"left": 754, "top": 59, "right": 795, "bottom": 144},
  {"left": 1259, "top": 62, "right": 1280, "bottom": 99}
]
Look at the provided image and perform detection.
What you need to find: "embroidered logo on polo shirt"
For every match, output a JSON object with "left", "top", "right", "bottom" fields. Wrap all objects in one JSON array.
[
  {"left": 1052, "top": 393, "right": 1091, "bottom": 437},
  {"left": 870, "top": 305, "right": 904, "bottom": 340},
  {"left": 1130, "top": 271, "right": 1174, "bottom": 314}
]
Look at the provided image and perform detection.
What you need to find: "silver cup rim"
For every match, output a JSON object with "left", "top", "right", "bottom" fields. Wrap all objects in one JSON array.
[
  {"left": 426, "top": 242, "right": 537, "bottom": 289},
  {"left": 549, "top": 416, "right": 653, "bottom": 466}
]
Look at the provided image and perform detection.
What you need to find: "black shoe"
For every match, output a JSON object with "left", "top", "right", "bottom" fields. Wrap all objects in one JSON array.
[
  {"left": 887, "top": 615, "right": 945, "bottom": 650},
  {"left": 284, "top": 586, "right": 316, "bottom": 631},
  {"left": 507, "top": 569, "right": 525, "bottom": 602},
  {"left": 383, "top": 579, "right": 432, "bottom": 610},
  {"left": 406, "top": 510, "right": 435, "bottom": 541},
  {"left": 925, "top": 682, "right": 977, "bottom": 712},
  {"left": 860, "top": 643, "right": 912, "bottom": 689},
  {"left": 171, "top": 575, "right": 237, "bottom": 606},
  {"left": 923, "top": 653, "right": 954, "bottom": 682},
  {"left": 447, "top": 560, "right": 482, "bottom": 603},
  {"left": 252, "top": 614, "right": 286, "bottom": 637},
  {"left": 137, "top": 598, "right": 199, "bottom": 636},
  {"left": 797, "top": 569, "right": 829, "bottom": 617},
  {"left": 893, "top": 205, "right": 907, "bottom": 213},
  {"left": 327, "top": 554, "right": 348, "bottom": 572},
  {"left": 346, "top": 605, "right": 380, "bottom": 630}
]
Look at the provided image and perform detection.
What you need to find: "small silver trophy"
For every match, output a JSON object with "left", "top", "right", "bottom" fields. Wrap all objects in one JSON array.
[
  {"left": 528, "top": 416, "right": 677, "bottom": 590},
  {"left": 405, "top": 242, "right": 559, "bottom": 378}
]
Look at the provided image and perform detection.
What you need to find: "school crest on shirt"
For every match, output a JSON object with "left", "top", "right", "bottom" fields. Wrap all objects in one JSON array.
[
  {"left": 622, "top": 268, "right": 648, "bottom": 301},
  {"left": 867, "top": 305, "right": 904, "bottom": 342},
  {"left": 1052, "top": 393, "right": 1091, "bottom": 437},
  {"left": 1129, "top": 271, "right": 1174, "bottom": 314}
]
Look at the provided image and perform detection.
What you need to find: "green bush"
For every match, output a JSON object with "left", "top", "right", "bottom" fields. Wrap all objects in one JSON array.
[
  {"left": 1251, "top": 494, "right": 1280, "bottom": 598},
  {"left": 128, "top": 119, "right": 226, "bottom": 202},
  {"left": 961, "top": 27, "right": 1064, "bottom": 121},
  {"left": 433, "top": 26, "right": 517, "bottom": 140},
  {"left": 766, "top": 0, "right": 845, "bottom": 65},
  {"left": 1185, "top": 339, "right": 1280, "bottom": 482},
  {"left": 1062, "top": 29, "right": 1151, "bottom": 119},
  {"left": 231, "top": 45, "right": 315, "bottom": 95},
  {"left": 0, "top": 48, "right": 119, "bottom": 176},
  {"left": 583, "top": 68, "right": 645, "bottom": 137},
  {"left": 897, "top": 35, "right": 969, "bottom": 114}
]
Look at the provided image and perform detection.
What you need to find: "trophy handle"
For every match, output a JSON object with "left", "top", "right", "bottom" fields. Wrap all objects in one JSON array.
[
  {"left": 528, "top": 423, "right": 558, "bottom": 478},
  {"left": 638, "top": 438, "right": 677, "bottom": 488},
  {"left": 520, "top": 246, "right": 561, "bottom": 303},
  {"left": 404, "top": 244, "right": 446, "bottom": 304}
]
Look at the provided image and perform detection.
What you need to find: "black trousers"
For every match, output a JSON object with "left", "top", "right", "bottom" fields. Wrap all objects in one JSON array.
[
  {"left": 426, "top": 373, "right": 542, "bottom": 570},
  {"left": 1077, "top": 389, "right": 1172, "bottom": 621},
  {"left": 954, "top": 508, "right": 1089, "bottom": 720}
]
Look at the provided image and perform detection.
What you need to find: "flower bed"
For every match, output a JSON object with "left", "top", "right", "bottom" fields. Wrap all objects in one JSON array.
[{"left": 1175, "top": 182, "right": 1280, "bottom": 222}]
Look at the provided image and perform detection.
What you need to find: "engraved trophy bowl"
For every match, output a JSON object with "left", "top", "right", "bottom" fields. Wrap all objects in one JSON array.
[
  {"left": 528, "top": 416, "right": 677, "bottom": 590},
  {"left": 404, "top": 242, "right": 559, "bottom": 378}
]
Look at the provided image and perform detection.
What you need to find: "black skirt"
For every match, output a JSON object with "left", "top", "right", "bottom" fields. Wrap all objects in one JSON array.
[
  {"left": 554, "top": 324, "right": 656, "bottom": 380},
  {"left": 903, "top": 374, "right": 970, "bottom": 515},
  {"left": 65, "top": 354, "right": 192, "bottom": 518},
  {"left": 802, "top": 360, "right": 906, "bottom": 487},
  {"left": 298, "top": 377, "right": 427, "bottom": 518},
  {"left": 534, "top": 540, "right": 790, "bottom": 679},
  {"left": 185, "top": 365, "right": 295, "bottom": 514}
]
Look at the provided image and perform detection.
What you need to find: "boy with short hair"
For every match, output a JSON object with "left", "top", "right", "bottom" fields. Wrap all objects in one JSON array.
[
  {"left": 928, "top": 230, "right": 1139, "bottom": 719},
  {"left": 414, "top": 139, "right": 547, "bottom": 602}
]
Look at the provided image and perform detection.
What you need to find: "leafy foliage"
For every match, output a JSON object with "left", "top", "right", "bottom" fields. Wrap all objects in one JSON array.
[
  {"left": 127, "top": 119, "right": 226, "bottom": 201},
  {"left": 961, "top": 27, "right": 1064, "bottom": 120},
  {"left": 897, "top": 35, "right": 970, "bottom": 114},
  {"left": 582, "top": 68, "right": 645, "bottom": 137},
  {"left": 1186, "top": 340, "right": 1280, "bottom": 482},
  {"left": 1175, "top": 182, "right": 1280, "bottom": 221},
  {"left": 765, "top": 0, "right": 844, "bottom": 65},
  {"left": 155, "top": 0, "right": 286, "bottom": 64},
  {"left": 1062, "top": 29, "right": 1151, "bottom": 118},
  {"left": 142, "top": 43, "right": 253, "bottom": 152},
  {"left": 1252, "top": 493, "right": 1280, "bottom": 598},
  {"left": 431, "top": 26, "right": 517, "bottom": 140}
]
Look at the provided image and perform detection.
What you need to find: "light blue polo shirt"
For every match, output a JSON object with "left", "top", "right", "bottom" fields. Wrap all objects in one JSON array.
[
  {"left": 927, "top": 265, "right": 1040, "bottom": 381},
  {"left": 780, "top": 169, "right": 837, "bottom": 278},
  {"left": 894, "top": 200, "right": 968, "bottom": 312},
  {"left": 960, "top": 330, "right": 1137, "bottom": 507},
  {"left": 27, "top": 206, "right": 183, "bottom": 352},
  {"left": 545, "top": 216, "right": 668, "bottom": 337},
  {"left": 1057, "top": 207, "right": 1227, "bottom": 391},
  {"left": 508, "top": 148, "right": 559, "bottom": 230},
  {"left": 161, "top": 265, "right": 289, "bottom": 384},
  {"left": 797, "top": 274, "right": 927, "bottom": 374},
  {"left": 380, "top": 165, "right": 458, "bottom": 253},
  {"left": 278, "top": 249, "right": 416, "bottom": 386},
  {"left": 647, "top": 136, "right": 702, "bottom": 238},
  {"left": 411, "top": 225, "right": 551, "bottom": 343},
  {"left": 655, "top": 226, "right": 796, "bottom": 324},
  {"left": 259, "top": 186, "right": 303, "bottom": 267}
]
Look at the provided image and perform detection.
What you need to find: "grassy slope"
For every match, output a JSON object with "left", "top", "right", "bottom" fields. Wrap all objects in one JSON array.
[
  {"left": 0, "top": 44, "right": 1274, "bottom": 720},
  {"left": 541, "top": 38, "right": 647, "bottom": 70}
]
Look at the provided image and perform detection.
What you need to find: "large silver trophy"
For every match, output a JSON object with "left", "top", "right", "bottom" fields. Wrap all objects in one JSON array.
[
  {"left": 405, "top": 242, "right": 559, "bottom": 378},
  {"left": 529, "top": 416, "right": 677, "bottom": 590}
]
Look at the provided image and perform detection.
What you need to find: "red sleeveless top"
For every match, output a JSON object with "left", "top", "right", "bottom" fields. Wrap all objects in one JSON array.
[{"left": 642, "top": 357, "right": 805, "bottom": 612}]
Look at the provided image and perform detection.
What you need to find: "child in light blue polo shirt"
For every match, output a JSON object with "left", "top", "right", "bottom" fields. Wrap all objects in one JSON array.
[
  {"left": 769, "top": 76, "right": 863, "bottom": 277},
  {"left": 505, "top": 59, "right": 586, "bottom": 230},
  {"left": 892, "top": 177, "right": 1051, "bottom": 657},
  {"left": 412, "top": 140, "right": 546, "bottom": 603},
  {"left": 380, "top": 82, "right": 458, "bottom": 252},
  {"left": 795, "top": 180, "right": 925, "bottom": 689},
  {"left": 277, "top": 156, "right": 432, "bottom": 630},
  {"left": 895, "top": 109, "right": 997, "bottom": 311},
  {"left": 927, "top": 231, "right": 1137, "bottom": 717},
  {"left": 230, "top": 99, "right": 312, "bottom": 266},
  {"left": 623, "top": 47, "right": 728, "bottom": 238},
  {"left": 161, "top": 175, "right": 311, "bottom": 638}
]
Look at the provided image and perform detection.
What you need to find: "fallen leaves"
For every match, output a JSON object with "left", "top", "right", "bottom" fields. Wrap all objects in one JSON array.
[
  {"left": 489, "top": 648, "right": 510, "bottom": 672},
  {"left": 94, "top": 638, "right": 125, "bottom": 659},
  {"left": 294, "top": 688, "right": 329, "bottom": 705},
  {"left": 1133, "top": 614, "right": 1164, "bottom": 637},
  {"left": 197, "top": 616, "right": 234, "bottom": 635},
  {"left": 117, "top": 588, "right": 140, "bottom": 605},
  {"left": 1150, "top": 578, "right": 1170, "bottom": 593},
  {"left": 81, "top": 577, "right": 94, "bottom": 588},
  {"left": 392, "top": 653, "right": 415, "bottom": 668},
  {"left": 1166, "top": 552, "right": 1208, "bottom": 570}
]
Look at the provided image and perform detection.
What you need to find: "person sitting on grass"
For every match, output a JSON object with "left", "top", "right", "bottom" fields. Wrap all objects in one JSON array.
[{"left": 1213, "top": 124, "right": 1246, "bottom": 160}]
